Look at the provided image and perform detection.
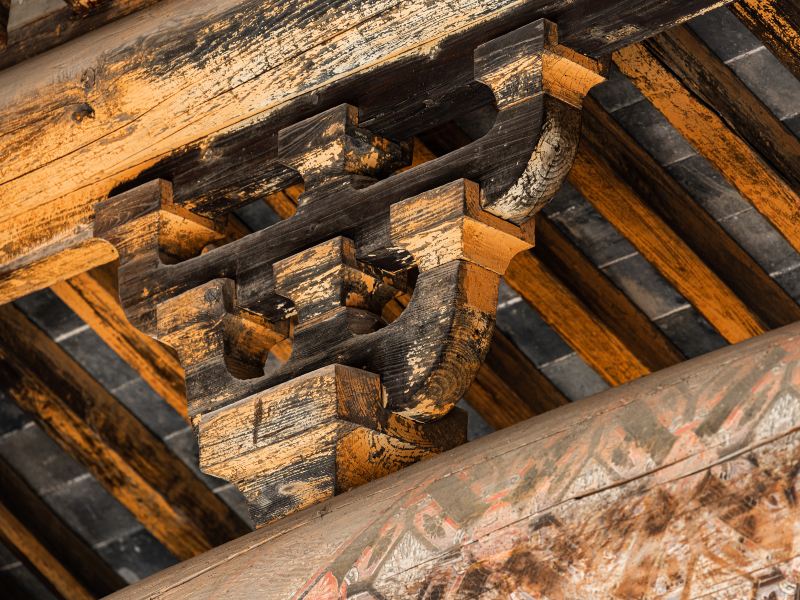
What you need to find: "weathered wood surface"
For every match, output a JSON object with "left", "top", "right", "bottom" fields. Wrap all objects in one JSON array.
[
  {"left": 0, "top": 454, "right": 125, "bottom": 599},
  {"left": 614, "top": 42, "right": 800, "bottom": 256},
  {"left": 582, "top": 96, "right": 800, "bottom": 331},
  {"left": 111, "top": 320, "right": 800, "bottom": 599},
  {"left": 0, "top": 304, "right": 250, "bottom": 560},
  {"left": 731, "top": 0, "right": 800, "bottom": 80},
  {"left": 0, "top": 0, "right": 731, "bottom": 302}
]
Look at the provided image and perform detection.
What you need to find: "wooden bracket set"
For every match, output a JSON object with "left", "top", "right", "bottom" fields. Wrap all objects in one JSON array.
[{"left": 94, "top": 19, "right": 605, "bottom": 526}]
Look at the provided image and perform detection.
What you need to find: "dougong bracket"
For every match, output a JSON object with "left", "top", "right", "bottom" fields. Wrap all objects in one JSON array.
[{"left": 95, "top": 19, "right": 605, "bottom": 527}]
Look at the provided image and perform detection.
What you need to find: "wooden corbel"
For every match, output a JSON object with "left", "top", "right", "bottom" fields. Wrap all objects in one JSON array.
[{"left": 95, "top": 19, "right": 605, "bottom": 526}]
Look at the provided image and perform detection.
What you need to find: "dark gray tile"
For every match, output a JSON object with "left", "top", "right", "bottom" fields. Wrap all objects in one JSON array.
[
  {"left": 164, "top": 428, "right": 228, "bottom": 491},
  {"left": 96, "top": 528, "right": 177, "bottom": 585},
  {"left": 215, "top": 484, "right": 254, "bottom": 528},
  {"left": 728, "top": 47, "right": 800, "bottom": 121},
  {"left": 719, "top": 208, "right": 800, "bottom": 276},
  {"left": 60, "top": 329, "right": 139, "bottom": 391},
  {"left": 654, "top": 308, "right": 727, "bottom": 359},
  {"left": 234, "top": 200, "right": 282, "bottom": 231},
  {"left": 14, "top": 289, "right": 84, "bottom": 341},
  {"left": 0, "top": 541, "right": 18, "bottom": 568},
  {"left": 687, "top": 7, "right": 761, "bottom": 62},
  {"left": 496, "top": 287, "right": 572, "bottom": 367},
  {"left": 0, "top": 562, "right": 59, "bottom": 600},
  {"left": 43, "top": 476, "right": 141, "bottom": 546},
  {"left": 457, "top": 398, "right": 494, "bottom": 441},
  {"left": 111, "top": 379, "right": 187, "bottom": 439},
  {"left": 784, "top": 113, "right": 800, "bottom": 137},
  {"left": 544, "top": 186, "right": 637, "bottom": 268},
  {"left": 666, "top": 155, "right": 751, "bottom": 221},
  {"left": 612, "top": 100, "right": 697, "bottom": 166},
  {"left": 775, "top": 266, "right": 800, "bottom": 303},
  {"left": 540, "top": 354, "right": 608, "bottom": 401},
  {"left": 588, "top": 66, "right": 642, "bottom": 113},
  {"left": 602, "top": 254, "right": 688, "bottom": 321},
  {"left": 0, "top": 390, "right": 30, "bottom": 437},
  {"left": 0, "top": 424, "right": 86, "bottom": 495}
]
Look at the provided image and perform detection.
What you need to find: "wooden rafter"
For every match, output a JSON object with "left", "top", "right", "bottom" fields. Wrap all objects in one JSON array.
[
  {"left": 51, "top": 266, "right": 188, "bottom": 420},
  {"left": 570, "top": 138, "right": 767, "bottom": 344},
  {"left": 731, "top": 0, "right": 800, "bottom": 80},
  {"left": 582, "top": 96, "right": 800, "bottom": 330},
  {"left": 645, "top": 25, "right": 800, "bottom": 189},
  {"left": 0, "top": 455, "right": 124, "bottom": 598},
  {"left": 613, "top": 42, "right": 800, "bottom": 256},
  {"left": 0, "top": 304, "right": 249, "bottom": 560}
]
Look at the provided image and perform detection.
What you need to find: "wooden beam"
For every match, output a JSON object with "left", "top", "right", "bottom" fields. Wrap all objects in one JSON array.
[
  {"left": 505, "top": 251, "right": 652, "bottom": 386},
  {"left": 0, "top": 304, "right": 250, "bottom": 560},
  {"left": 64, "top": 0, "right": 107, "bottom": 14},
  {"left": 51, "top": 265, "right": 188, "bottom": 420},
  {"left": 465, "top": 330, "right": 569, "bottom": 429},
  {"left": 0, "top": 502, "right": 93, "bottom": 600},
  {"left": 613, "top": 43, "right": 800, "bottom": 256},
  {"left": 0, "top": 455, "right": 125, "bottom": 598},
  {"left": 0, "top": 1, "right": 160, "bottom": 70},
  {"left": 731, "top": 0, "right": 800, "bottom": 80},
  {"left": 645, "top": 25, "right": 800, "bottom": 190},
  {"left": 570, "top": 138, "right": 767, "bottom": 345},
  {"left": 533, "top": 214, "right": 685, "bottom": 371},
  {"left": 0, "top": 0, "right": 8, "bottom": 50},
  {"left": 0, "top": 0, "right": 733, "bottom": 303},
  {"left": 108, "top": 320, "right": 800, "bottom": 599},
  {"left": 582, "top": 96, "right": 800, "bottom": 330}
]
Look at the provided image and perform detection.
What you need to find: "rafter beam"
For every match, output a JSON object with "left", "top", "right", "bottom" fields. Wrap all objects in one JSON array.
[
  {"left": 0, "top": 304, "right": 250, "bottom": 560},
  {"left": 0, "top": 454, "right": 125, "bottom": 598},
  {"left": 109, "top": 320, "right": 800, "bottom": 599},
  {"left": 731, "top": 0, "right": 800, "bottom": 80},
  {"left": 0, "top": 0, "right": 734, "bottom": 304},
  {"left": 582, "top": 96, "right": 800, "bottom": 330},
  {"left": 613, "top": 42, "right": 800, "bottom": 256}
]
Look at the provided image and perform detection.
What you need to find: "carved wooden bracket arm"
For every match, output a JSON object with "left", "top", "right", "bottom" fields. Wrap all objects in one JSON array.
[{"left": 94, "top": 19, "right": 604, "bottom": 526}]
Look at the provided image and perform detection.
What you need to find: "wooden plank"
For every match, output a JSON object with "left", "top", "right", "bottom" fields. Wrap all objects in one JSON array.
[
  {"left": 0, "top": 502, "right": 93, "bottom": 600},
  {"left": 0, "top": 304, "right": 250, "bottom": 560},
  {"left": 533, "top": 213, "right": 685, "bottom": 371},
  {"left": 465, "top": 330, "right": 569, "bottom": 429},
  {"left": 0, "top": 0, "right": 8, "bottom": 50},
  {"left": 645, "top": 25, "right": 800, "bottom": 190},
  {"left": 505, "top": 251, "right": 652, "bottom": 386},
  {"left": 613, "top": 43, "right": 800, "bottom": 256},
  {"left": 109, "top": 320, "right": 800, "bottom": 599},
  {"left": 0, "top": 455, "right": 125, "bottom": 598},
  {"left": 51, "top": 265, "right": 188, "bottom": 420},
  {"left": 0, "top": 0, "right": 732, "bottom": 302},
  {"left": 570, "top": 138, "right": 767, "bottom": 344},
  {"left": 731, "top": 0, "right": 800, "bottom": 80},
  {"left": 0, "top": 1, "right": 161, "bottom": 70},
  {"left": 582, "top": 96, "right": 800, "bottom": 330}
]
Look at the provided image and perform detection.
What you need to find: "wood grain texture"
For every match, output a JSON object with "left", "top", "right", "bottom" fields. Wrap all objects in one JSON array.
[
  {"left": 0, "top": 455, "right": 125, "bottom": 598},
  {"left": 506, "top": 250, "right": 651, "bottom": 386},
  {"left": 533, "top": 213, "right": 685, "bottom": 371},
  {"left": 0, "top": 501, "right": 93, "bottom": 600},
  {"left": 731, "top": 0, "right": 800, "bottom": 80},
  {"left": 0, "top": 0, "right": 8, "bottom": 50},
  {"left": 614, "top": 43, "right": 800, "bottom": 256},
  {"left": 582, "top": 96, "right": 800, "bottom": 330},
  {"left": 0, "top": 0, "right": 731, "bottom": 301},
  {"left": 109, "top": 320, "right": 800, "bottom": 600},
  {"left": 570, "top": 138, "right": 767, "bottom": 344},
  {"left": 0, "top": 304, "right": 250, "bottom": 560},
  {"left": 51, "top": 265, "right": 188, "bottom": 419},
  {"left": 646, "top": 25, "right": 800, "bottom": 190}
]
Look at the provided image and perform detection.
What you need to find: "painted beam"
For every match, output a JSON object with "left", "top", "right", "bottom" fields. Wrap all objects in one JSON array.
[
  {"left": 0, "top": 0, "right": 732, "bottom": 303},
  {"left": 110, "top": 320, "right": 800, "bottom": 599}
]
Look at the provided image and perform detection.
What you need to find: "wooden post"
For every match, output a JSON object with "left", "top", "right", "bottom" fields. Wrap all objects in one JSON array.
[{"left": 110, "top": 321, "right": 800, "bottom": 599}]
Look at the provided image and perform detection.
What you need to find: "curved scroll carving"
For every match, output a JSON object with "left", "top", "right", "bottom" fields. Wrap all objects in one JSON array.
[{"left": 94, "top": 18, "right": 605, "bottom": 526}]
